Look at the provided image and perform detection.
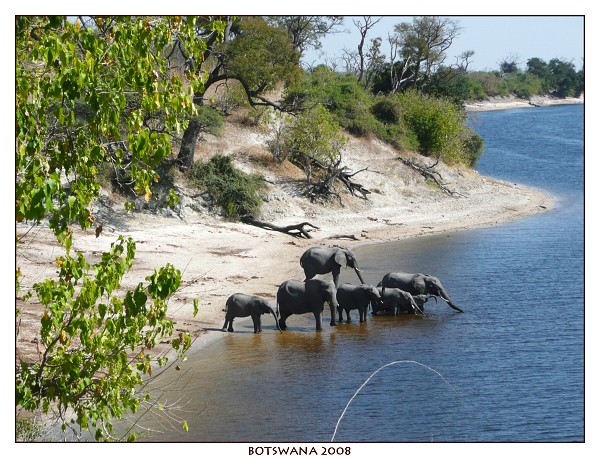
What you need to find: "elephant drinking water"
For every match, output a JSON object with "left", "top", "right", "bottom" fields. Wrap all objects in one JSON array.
[
  {"left": 379, "top": 272, "right": 464, "bottom": 313},
  {"left": 300, "top": 246, "right": 365, "bottom": 287},
  {"left": 372, "top": 287, "right": 424, "bottom": 315}
]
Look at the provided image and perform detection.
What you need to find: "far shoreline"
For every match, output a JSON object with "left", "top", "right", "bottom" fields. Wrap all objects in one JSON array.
[{"left": 464, "top": 94, "right": 584, "bottom": 112}]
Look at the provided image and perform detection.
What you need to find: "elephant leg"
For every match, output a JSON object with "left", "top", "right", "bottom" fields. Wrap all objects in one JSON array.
[
  {"left": 332, "top": 271, "right": 340, "bottom": 288},
  {"left": 251, "top": 314, "right": 261, "bottom": 333},
  {"left": 337, "top": 307, "right": 343, "bottom": 323},
  {"left": 224, "top": 316, "right": 235, "bottom": 332},
  {"left": 313, "top": 311, "right": 323, "bottom": 331},
  {"left": 359, "top": 307, "right": 365, "bottom": 322},
  {"left": 279, "top": 314, "right": 288, "bottom": 330},
  {"left": 222, "top": 317, "right": 229, "bottom": 332}
]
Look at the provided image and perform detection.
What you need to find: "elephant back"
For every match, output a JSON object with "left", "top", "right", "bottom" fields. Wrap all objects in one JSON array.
[
  {"left": 277, "top": 280, "right": 305, "bottom": 298},
  {"left": 336, "top": 283, "right": 356, "bottom": 304},
  {"left": 382, "top": 272, "right": 417, "bottom": 294}
]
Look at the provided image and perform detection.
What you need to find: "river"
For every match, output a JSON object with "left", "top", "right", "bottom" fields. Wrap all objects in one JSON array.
[{"left": 136, "top": 104, "right": 584, "bottom": 443}]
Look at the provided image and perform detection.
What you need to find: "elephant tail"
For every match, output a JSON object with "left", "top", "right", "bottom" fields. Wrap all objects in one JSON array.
[{"left": 222, "top": 297, "right": 231, "bottom": 313}]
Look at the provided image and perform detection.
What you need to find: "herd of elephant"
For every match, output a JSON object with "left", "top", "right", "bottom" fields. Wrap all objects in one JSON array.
[{"left": 222, "top": 246, "right": 464, "bottom": 333}]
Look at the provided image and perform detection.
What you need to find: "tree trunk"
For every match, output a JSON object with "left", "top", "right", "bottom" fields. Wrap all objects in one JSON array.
[{"left": 178, "top": 118, "right": 201, "bottom": 170}]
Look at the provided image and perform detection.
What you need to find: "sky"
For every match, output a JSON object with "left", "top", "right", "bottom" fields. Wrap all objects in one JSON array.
[{"left": 302, "top": 16, "right": 584, "bottom": 72}]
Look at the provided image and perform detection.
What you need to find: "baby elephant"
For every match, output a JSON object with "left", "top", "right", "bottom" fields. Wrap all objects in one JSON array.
[
  {"left": 222, "top": 293, "right": 281, "bottom": 333},
  {"left": 336, "top": 283, "right": 382, "bottom": 322},
  {"left": 373, "top": 287, "right": 425, "bottom": 316}
]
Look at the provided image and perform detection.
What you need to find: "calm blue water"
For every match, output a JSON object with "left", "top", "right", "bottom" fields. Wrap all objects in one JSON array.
[{"left": 138, "top": 104, "right": 583, "bottom": 443}]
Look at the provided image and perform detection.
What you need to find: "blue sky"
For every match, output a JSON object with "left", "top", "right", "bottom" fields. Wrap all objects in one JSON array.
[{"left": 302, "top": 16, "right": 584, "bottom": 72}]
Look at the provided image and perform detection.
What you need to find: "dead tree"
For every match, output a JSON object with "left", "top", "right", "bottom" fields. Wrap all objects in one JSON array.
[
  {"left": 298, "top": 154, "right": 371, "bottom": 202},
  {"left": 240, "top": 215, "right": 319, "bottom": 238},
  {"left": 398, "top": 157, "right": 463, "bottom": 197}
]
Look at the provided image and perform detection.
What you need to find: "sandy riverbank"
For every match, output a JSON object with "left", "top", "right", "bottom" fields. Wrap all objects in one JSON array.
[
  {"left": 16, "top": 120, "right": 556, "bottom": 361},
  {"left": 464, "top": 94, "right": 584, "bottom": 112}
]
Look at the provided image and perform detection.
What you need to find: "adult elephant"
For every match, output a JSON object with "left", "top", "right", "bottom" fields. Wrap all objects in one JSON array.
[
  {"left": 277, "top": 279, "right": 338, "bottom": 331},
  {"left": 379, "top": 272, "right": 464, "bottom": 313},
  {"left": 300, "top": 246, "right": 365, "bottom": 287},
  {"left": 336, "top": 283, "right": 382, "bottom": 322},
  {"left": 222, "top": 293, "right": 282, "bottom": 333},
  {"left": 373, "top": 287, "right": 424, "bottom": 315}
]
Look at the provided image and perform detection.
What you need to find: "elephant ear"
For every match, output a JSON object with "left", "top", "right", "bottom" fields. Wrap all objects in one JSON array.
[
  {"left": 411, "top": 274, "right": 426, "bottom": 294},
  {"left": 334, "top": 250, "right": 347, "bottom": 268}
]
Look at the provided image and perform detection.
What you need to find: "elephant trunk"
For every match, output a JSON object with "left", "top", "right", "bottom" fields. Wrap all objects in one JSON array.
[
  {"left": 271, "top": 310, "right": 283, "bottom": 333},
  {"left": 439, "top": 288, "right": 464, "bottom": 313},
  {"left": 354, "top": 268, "right": 365, "bottom": 284},
  {"left": 410, "top": 297, "right": 425, "bottom": 315}
]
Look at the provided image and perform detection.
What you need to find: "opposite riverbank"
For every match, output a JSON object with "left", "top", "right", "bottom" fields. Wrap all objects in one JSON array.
[
  {"left": 464, "top": 94, "right": 584, "bottom": 112},
  {"left": 16, "top": 114, "right": 556, "bottom": 361}
]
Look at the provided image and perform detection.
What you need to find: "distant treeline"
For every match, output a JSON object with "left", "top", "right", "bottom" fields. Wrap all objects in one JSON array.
[
  {"left": 429, "top": 58, "right": 584, "bottom": 102},
  {"left": 364, "top": 57, "right": 583, "bottom": 104}
]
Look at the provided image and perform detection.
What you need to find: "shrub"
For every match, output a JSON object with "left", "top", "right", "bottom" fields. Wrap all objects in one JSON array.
[
  {"left": 284, "top": 67, "right": 379, "bottom": 137},
  {"left": 266, "top": 104, "right": 348, "bottom": 199},
  {"left": 467, "top": 72, "right": 505, "bottom": 98},
  {"left": 269, "top": 105, "right": 346, "bottom": 175},
  {"left": 195, "top": 105, "right": 224, "bottom": 136},
  {"left": 396, "top": 90, "right": 481, "bottom": 166},
  {"left": 460, "top": 128, "right": 485, "bottom": 167},
  {"left": 370, "top": 96, "right": 417, "bottom": 150},
  {"left": 371, "top": 96, "right": 403, "bottom": 124},
  {"left": 191, "top": 154, "right": 265, "bottom": 218}
]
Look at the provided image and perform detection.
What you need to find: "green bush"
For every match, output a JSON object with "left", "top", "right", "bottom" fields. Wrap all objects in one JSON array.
[
  {"left": 191, "top": 154, "right": 265, "bottom": 218},
  {"left": 195, "top": 105, "right": 224, "bottom": 136},
  {"left": 271, "top": 104, "right": 346, "bottom": 183},
  {"left": 396, "top": 90, "right": 481, "bottom": 166},
  {"left": 284, "top": 67, "right": 379, "bottom": 137},
  {"left": 501, "top": 72, "right": 543, "bottom": 99},
  {"left": 467, "top": 72, "right": 505, "bottom": 98},
  {"left": 369, "top": 96, "right": 418, "bottom": 150},
  {"left": 371, "top": 96, "right": 403, "bottom": 124},
  {"left": 460, "top": 128, "right": 485, "bottom": 167}
]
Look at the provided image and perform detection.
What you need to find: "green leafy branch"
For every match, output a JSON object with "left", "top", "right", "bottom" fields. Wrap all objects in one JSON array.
[{"left": 17, "top": 236, "right": 189, "bottom": 441}]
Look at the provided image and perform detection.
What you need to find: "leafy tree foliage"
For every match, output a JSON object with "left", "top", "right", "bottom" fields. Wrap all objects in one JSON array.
[
  {"left": 177, "top": 16, "right": 301, "bottom": 168},
  {"left": 284, "top": 67, "right": 479, "bottom": 166},
  {"left": 223, "top": 17, "right": 302, "bottom": 96},
  {"left": 284, "top": 66, "right": 379, "bottom": 136},
  {"left": 424, "top": 66, "right": 473, "bottom": 104},
  {"left": 546, "top": 58, "right": 583, "bottom": 97},
  {"left": 377, "top": 16, "right": 461, "bottom": 93},
  {"left": 396, "top": 90, "right": 483, "bottom": 166},
  {"left": 269, "top": 104, "right": 347, "bottom": 195},
  {"left": 16, "top": 15, "right": 218, "bottom": 441},
  {"left": 267, "top": 16, "right": 344, "bottom": 54},
  {"left": 19, "top": 237, "right": 186, "bottom": 441}
]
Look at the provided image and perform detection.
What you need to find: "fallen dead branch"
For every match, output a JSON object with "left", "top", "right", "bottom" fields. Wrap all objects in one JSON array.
[
  {"left": 326, "top": 234, "right": 360, "bottom": 241},
  {"left": 240, "top": 215, "right": 319, "bottom": 238}
]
